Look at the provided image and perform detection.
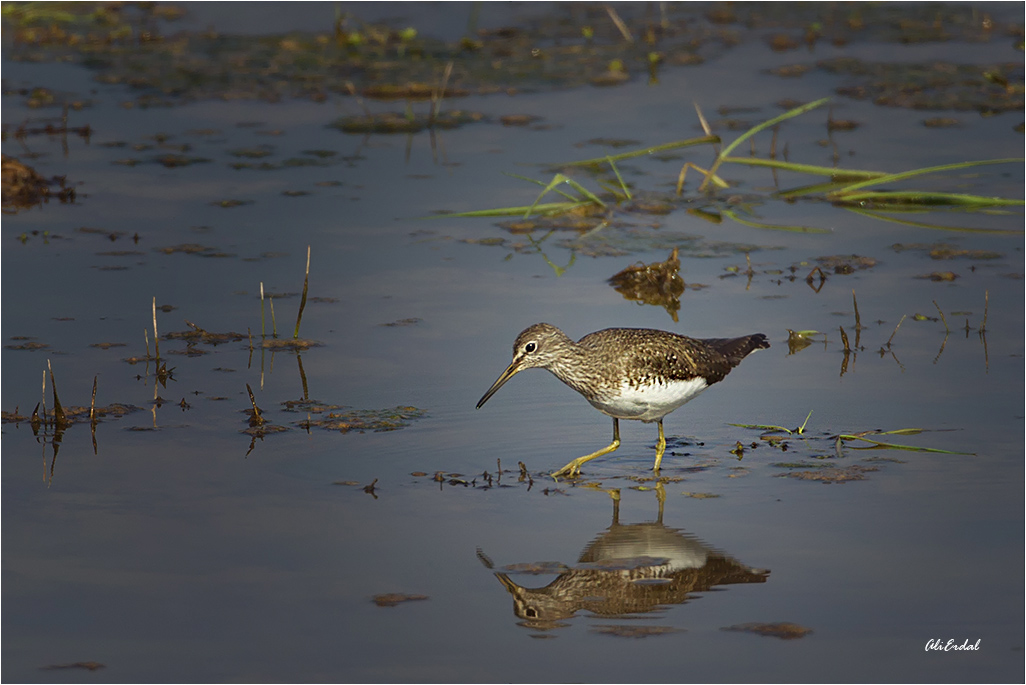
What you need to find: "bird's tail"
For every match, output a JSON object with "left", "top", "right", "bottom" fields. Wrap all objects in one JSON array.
[{"left": 703, "top": 334, "right": 770, "bottom": 367}]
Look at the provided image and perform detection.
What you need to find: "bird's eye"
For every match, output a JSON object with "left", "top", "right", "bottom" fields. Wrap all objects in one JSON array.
[{"left": 525, "top": 342, "right": 537, "bottom": 353}]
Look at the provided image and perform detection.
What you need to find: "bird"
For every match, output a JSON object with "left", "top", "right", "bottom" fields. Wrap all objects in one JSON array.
[
  {"left": 476, "top": 323, "right": 769, "bottom": 477},
  {"left": 483, "top": 485, "right": 770, "bottom": 631}
]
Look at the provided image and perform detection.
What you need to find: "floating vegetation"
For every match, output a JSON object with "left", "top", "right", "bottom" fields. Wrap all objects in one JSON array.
[
  {"left": 916, "top": 271, "right": 959, "bottom": 281},
  {"left": 153, "top": 154, "right": 211, "bottom": 168},
  {"left": 591, "top": 625, "right": 685, "bottom": 638},
  {"left": 379, "top": 318, "right": 422, "bottom": 327},
  {"left": 821, "top": 57, "right": 1024, "bottom": 114},
  {"left": 835, "top": 428, "right": 973, "bottom": 455},
  {"left": 164, "top": 321, "right": 247, "bottom": 346},
  {"left": 815, "top": 254, "right": 877, "bottom": 274},
  {"left": 2, "top": 402, "right": 140, "bottom": 426},
  {"left": 892, "top": 243, "right": 1004, "bottom": 261},
  {"left": 777, "top": 465, "right": 879, "bottom": 483},
  {"left": 439, "top": 99, "right": 1022, "bottom": 246},
  {"left": 39, "top": 661, "right": 105, "bottom": 672},
  {"left": 372, "top": 593, "right": 429, "bottom": 608},
  {"left": 785, "top": 329, "right": 825, "bottom": 354},
  {"left": 283, "top": 401, "right": 427, "bottom": 433},
  {"left": 3, "top": 2, "right": 1019, "bottom": 110},
  {"left": 330, "top": 109, "right": 485, "bottom": 135},
  {"left": 4, "top": 338, "right": 49, "bottom": 351},
  {"left": 722, "top": 622, "right": 813, "bottom": 639},
  {"left": 155, "top": 243, "right": 234, "bottom": 257},
  {"left": 261, "top": 338, "right": 322, "bottom": 351},
  {"left": 608, "top": 247, "right": 687, "bottom": 321},
  {"left": 1, "top": 154, "right": 77, "bottom": 212}
]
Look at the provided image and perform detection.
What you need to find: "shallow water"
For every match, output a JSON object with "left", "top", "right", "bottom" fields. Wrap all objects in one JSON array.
[{"left": 2, "top": 3, "right": 1024, "bottom": 683}]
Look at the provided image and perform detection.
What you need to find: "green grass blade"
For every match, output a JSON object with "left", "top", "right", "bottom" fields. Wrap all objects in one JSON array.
[
  {"left": 429, "top": 201, "right": 583, "bottom": 218},
  {"left": 562, "top": 135, "right": 720, "bottom": 167},
  {"left": 503, "top": 172, "right": 580, "bottom": 202},
  {"left": 844, "top": 206, "right": 1025, "bottom": 234},
  {"left": 838, "top": 434, "right": 974, "bottom": 455},
  {"left": 560, "top": 177, "right": 606, "bottom": 209},
  {"left": 701, "top": 97, "right": 831, "bottom": 191},
  {"left": 830, "top": 190, "right": 1024, "bottom": 207},
  {"left": 777, "top": 180, "right": 869, "bottom": 198},
  {"left": 526, "top": 174, "right": 577, "bottom": 217},
  {"left": 722, "top": 209, "right": 831, "bottom": 234},
  {"left": 720, "top": 155, "right": 884, "bottom": 180},
  {"left": 720, "top": 98, "right": 831, "bottom": 160},
  {"left": 831, "top": 158, "right": 1025, "bottom": 195},
  {"left": 607, "top": 156, "right": 632, "bottom": 200}
]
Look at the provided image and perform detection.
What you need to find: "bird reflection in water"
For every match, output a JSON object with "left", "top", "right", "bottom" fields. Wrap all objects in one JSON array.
[{"left": 480, "top": 484, "right": 769, "bottom": 632}]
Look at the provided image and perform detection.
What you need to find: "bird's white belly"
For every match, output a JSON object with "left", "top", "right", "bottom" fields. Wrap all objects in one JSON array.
[{"left": 588, "top": 377, "right": 709, "bottom": 422}]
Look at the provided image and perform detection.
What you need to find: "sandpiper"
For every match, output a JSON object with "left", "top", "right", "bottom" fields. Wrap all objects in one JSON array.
[{"left": 476, "top": 323, "right": 769, "bottom": 477}]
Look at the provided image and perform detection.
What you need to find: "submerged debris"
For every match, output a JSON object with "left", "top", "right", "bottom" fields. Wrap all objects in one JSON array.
[
  {"left": 778, "top": 464, "right": 879, "bottom": 483},
  {"left": 2, "top": 155, "right": 76, "bottom": 212},
  {"left": 39, "top": 661, "right": 105, "bottom": 672},
  {"left": 916, "top": 271, "right": 959, "bottom": 282},
  {"left": 608, "top": 247, "right": 687, "bottom": 322},
  {"left": 4, "top": 339, "right": 49, "bottom": 351},
  {"left": 330, "top": 110, "right": 484, "bottom": 135},
  {"left": 3, "top": 403, "right": 140, "bottom": 426},
  {"left": 590, "top": 624, "right": 685, "bottom": 638},
  {"left": 283, "top": 400, "right": 426, "bottom": 433},
  {"left": 165, "top": 321, "right": 247, "bottom": 345},
  {"left": 891, "top": 243, "right": 1003, "bottom": 261},
  {"left": 722, "top": 622, "right": 812, "bottom": 639},
  {"left": 821, "top": 57, "right": 1024, "bottom": 114},
  {"left": 261, "top": 338, "right": 322, "bottom": 350},
  {"left": 372, "top": 593, "right": 429, "bottom": 607},
  {"left": 815, "top": 254, "right": 877, "bottom": 274}
]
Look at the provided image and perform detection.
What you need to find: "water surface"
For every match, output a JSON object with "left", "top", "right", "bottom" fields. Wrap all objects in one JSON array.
[{"left": 2, "top": 3, "right": 1023, "bottom": 682}]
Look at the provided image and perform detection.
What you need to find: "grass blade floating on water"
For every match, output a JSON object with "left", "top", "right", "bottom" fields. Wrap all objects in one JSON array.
[
  {"left": 561, "top": 135, "right": 719, "bottom": 168},
  {"left": 701, "top": 97, "right": 832, "bottom": 192}
]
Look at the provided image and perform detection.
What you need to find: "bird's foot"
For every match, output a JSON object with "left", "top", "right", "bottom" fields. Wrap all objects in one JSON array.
[{"left": 550, "top": 459, "right": 584, "bottom": 480}]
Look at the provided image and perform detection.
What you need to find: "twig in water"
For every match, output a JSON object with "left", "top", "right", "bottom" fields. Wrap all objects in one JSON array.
[
  {"left": 933, "top": 300, "right": 949, "bottom": 333},
  {"left": 260, "top": 282, "right": 266, "bottom": 338},
  {"left": 90, "top": 375, "right": 97, "bottom": 424},
  {"left": 294, "top": 245, "right": 311, "bottom": 339},
  {"left": 245, "top": 383, "right": 265, "bottom": 426},
  {"left": 838, "top": 325, "right": 851, "bottom": 353},
  {"left": 47, "top": 359, "right": 68, "bottom": 428},
  {"left": 605, "top": 4, "right": 634, "bottom": 42},
  {"left": 41, "top": 369, "right": 47, "bottom": 430},
  {"left": 886, "top": 314, "right": 906, "bottom": 348},
  {"left": 432, "top": 61, "right": 454, "bottom": 121},
  {"left": 90, "top": 375, "right": 98, "bottom": 455},
  {"left": 980, "top": 289, "right": 989, "bottom": 334},
  {"left": 152, "top": 297, "right": 160, "bottom": 361}
]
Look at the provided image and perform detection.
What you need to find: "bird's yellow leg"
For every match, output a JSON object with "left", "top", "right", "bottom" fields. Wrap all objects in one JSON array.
[
  {"left": 652, "top": 420, "right": 666, "bottom": 472},
  {"left": 552, "top": 418, "right": 620, "bottom": 478}
]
